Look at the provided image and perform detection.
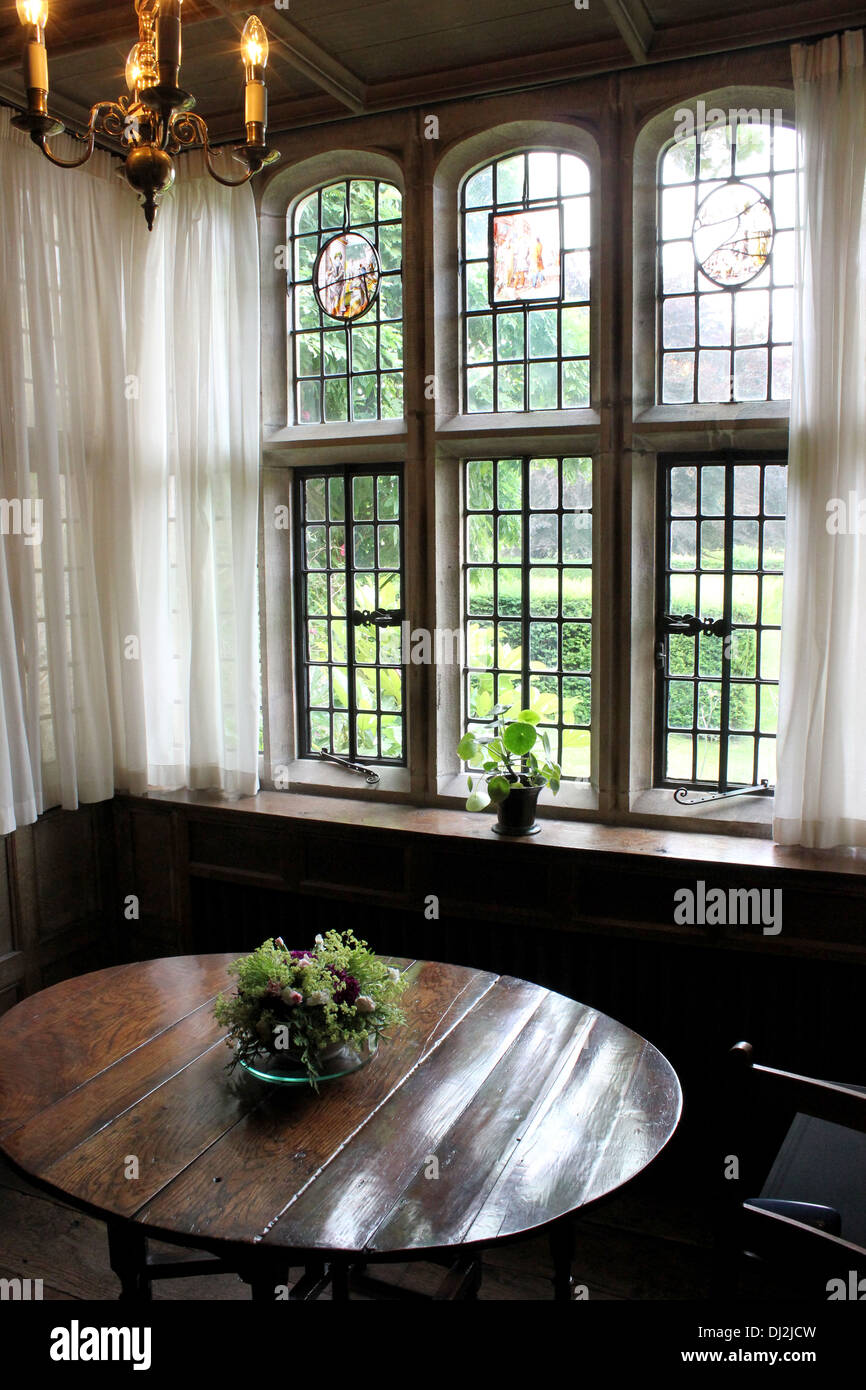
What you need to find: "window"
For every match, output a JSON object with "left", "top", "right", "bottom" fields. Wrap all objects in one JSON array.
[
  {"left": 460, "top": 150, "right": 591, "bottom": 413},
  {"left": 288, "top": 179, "right": 403, "bottom": 424},
  {"left": 658, "top": 120, "right": 796, "bottom": 405},
  {"left": 294, "top": 465, "right": 405, "bottom": 766},
  {"left": 655, "top": 454, "right": 787, "bottom": 791},
  {"left": 463, "top": 456, "right": 593, "bottom": 779}
]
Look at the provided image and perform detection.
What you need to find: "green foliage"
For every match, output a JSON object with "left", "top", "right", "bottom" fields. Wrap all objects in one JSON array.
[
  {"left": 457, "top": 705, "right": 561, "bottom": 811},
  {"left": 213, "top": 931, "right": 409, "bottom": 1089}
]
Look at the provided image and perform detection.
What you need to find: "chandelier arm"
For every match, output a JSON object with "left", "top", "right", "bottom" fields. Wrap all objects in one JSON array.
[
  {"left": 34, "top": 98, "right": 130, "bottom": 170},
  {"left": 168, "top": 110, "right": 256, "bottom": 189},
  {"left": 203, "top": 145, "right": 256, "bottom": 189},
  {"left": 37, "top": 126, "right": 96, "bottom": 170}
]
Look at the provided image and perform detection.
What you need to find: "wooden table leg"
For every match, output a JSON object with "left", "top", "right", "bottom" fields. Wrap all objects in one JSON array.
[
  {"left": 236, "top": 1257, "right": 291, "bottom": 1301},
  {"left": 107, "top": 1222, "right": 151, "bottom": 1303},
  {"left": 549, "top": 1219, "right": 575, "bottom": 1302},
  {"left": 248, "top": 1271, "right": 282, "bottom": 1302},
  {"left": 329, "top": 1259, "right": 350, "bottom": 1301}
]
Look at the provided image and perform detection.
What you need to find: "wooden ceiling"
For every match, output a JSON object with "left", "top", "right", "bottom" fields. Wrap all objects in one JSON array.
[{"left": 0, "top": 0, "right": 864, "bottom": 140}]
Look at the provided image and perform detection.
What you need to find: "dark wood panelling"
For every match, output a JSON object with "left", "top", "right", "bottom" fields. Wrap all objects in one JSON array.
[
  {"left": 0, "top": 841, "right": 12, "bottom": 959},
  {"left": 0, "top": 803, "right": 114, "bottom": 1002},
  {"left": 301, "top": 834, "right": 405, "bottom": 897},
  {"left": 189, "top": 819, "right": 287, "bottom": 881}
]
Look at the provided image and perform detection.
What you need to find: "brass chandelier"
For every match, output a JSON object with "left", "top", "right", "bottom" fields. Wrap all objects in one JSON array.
[{"left": 13, "top": 0, "right": 280, "bottom": 228}]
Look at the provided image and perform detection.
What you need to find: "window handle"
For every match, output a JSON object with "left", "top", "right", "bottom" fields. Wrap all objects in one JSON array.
[
  {"left": 351, "top": 608, "right": 400, "bottom": 628},
  {"left": 318, "top": 748, "right": 380, "bottom": 787},
  {"left": 661, "top": 613, "right": 730, "bottom": 637}
]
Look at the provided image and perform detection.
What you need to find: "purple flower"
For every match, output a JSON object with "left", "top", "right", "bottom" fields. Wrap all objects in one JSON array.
[{"left": 327, "top": 965, "right": 360, "bottom": 1006}]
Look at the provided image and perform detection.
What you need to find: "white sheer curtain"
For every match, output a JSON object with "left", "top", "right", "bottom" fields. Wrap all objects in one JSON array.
[
  {"left": 0, "top": 116, "right": 261, "bottom": 834},
  {"left": 774, "top": 32, "right": 866, "bottom": 849},
  {"left": 0, "top": 111, "right": 139, "bottom": 833},
  {"left": 127, "top": 155, "right": 262, "bottom": 795}
]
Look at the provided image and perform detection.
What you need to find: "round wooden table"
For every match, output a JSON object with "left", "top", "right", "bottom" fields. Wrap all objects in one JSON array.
[{"left": 0, "top": 954, "right": 682, "bottom": 1300}]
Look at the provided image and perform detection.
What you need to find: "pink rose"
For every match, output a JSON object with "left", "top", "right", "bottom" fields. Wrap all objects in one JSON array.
[
  {"left": 280, "top": 987, "right": 303, "bottom": 1006},
  {"left": 356, "top": 995, "right": 375, "bottom": 1014}
]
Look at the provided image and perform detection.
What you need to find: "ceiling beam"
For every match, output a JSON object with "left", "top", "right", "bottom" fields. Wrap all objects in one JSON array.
[
  {"left": 601, "top": 0, "right": 654, "bottom": 63},
  {"left": 205, "top": 0, "right": 367, "bottom": 114}
]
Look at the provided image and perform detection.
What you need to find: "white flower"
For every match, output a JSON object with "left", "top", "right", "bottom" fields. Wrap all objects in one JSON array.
[
  {"left": 314, "top": 934, "right": 324, "bottom": 947},
  {"left": 356, "top": 995, "right": 376, "bottom": 1013},
  {"left": 280, "top": 987, "right": 303, "bottom": 1006},
  {"left": 387, "top": 967, "right": 400, "bottom": 982},
  {"left": 305, "top": 990, "right": 328, "bottom": 1006}
]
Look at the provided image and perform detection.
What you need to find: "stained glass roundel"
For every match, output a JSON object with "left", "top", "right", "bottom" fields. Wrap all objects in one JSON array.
[
  {"left": 313, "top": 231, "right": 381, "bottom": 322},
  {"left": 692, "top": 181, "right": 775, "bottom": 288}
]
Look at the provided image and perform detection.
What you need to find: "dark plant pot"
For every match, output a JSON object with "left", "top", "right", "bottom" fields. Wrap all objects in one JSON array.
[{"left": 493, "top": 784, "right": 542, "bottom": 837}]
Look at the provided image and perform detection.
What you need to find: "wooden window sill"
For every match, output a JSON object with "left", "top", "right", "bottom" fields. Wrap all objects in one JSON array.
[{"left": 130, "top": 788, "right": 866, "bottom": 881}]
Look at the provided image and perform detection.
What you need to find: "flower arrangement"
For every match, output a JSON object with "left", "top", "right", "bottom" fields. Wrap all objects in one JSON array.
[{"left": 213, "top": 930, "right": 409, "bottom": 1087}]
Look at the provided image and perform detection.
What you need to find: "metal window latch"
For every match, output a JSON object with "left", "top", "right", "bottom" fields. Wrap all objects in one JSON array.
[
  {"left": 656, "top": 614, "right": 731, "bottom": 668},
  {"left": 673, "top": 779, "right": 770, "bottom": 805},
  {"left": 352, "top": 608, "right": 400, "bottom": 628},
  {"left": 662, "top": 613, "right": 731, "bottom": 638},
  {"left": 318, "top": 748, "right": 380, "bottom": 787}
]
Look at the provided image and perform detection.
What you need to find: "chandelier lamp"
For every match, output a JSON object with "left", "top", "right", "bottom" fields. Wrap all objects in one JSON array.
[{"left": 12, "top": 0, "right": 280, "bottom": 228}]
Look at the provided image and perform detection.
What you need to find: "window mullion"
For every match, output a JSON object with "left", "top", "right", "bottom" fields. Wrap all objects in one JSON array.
[
  {"left": 521, "top": 456, "right": 531, "bottom": 711},
  {"left": 719, "top": 455, "right": 735, "bottom": 791},
  {"left": 345, "top": 464, "right": 359, "bottom": 764}
]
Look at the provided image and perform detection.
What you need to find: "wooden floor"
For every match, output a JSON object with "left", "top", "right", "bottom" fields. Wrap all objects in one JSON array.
[{"left": 0, "top": 1150, "right": 716, "bottom": 1301}]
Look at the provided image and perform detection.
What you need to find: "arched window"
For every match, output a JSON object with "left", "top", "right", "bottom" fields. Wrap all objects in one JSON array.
[
  {"left": 288, "top": 178, "right": 403, "bottom": 424},
  {"left": 459, "top": 150, "right": 591, "bottom": 414},
  {"left": 657, "top": 118, "right": 796, "bottom": 405}
]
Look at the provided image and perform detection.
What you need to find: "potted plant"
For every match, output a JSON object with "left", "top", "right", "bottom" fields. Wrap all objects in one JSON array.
[
  {"left": 457, "top": 705, "right": 561, "bottom": 836},
  {"left": 214, "top": 930, "right": 409, "bottom": 1088}
]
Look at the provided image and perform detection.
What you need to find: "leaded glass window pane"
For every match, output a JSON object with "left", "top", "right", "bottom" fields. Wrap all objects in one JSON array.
[
  {"left": 463, "top": 457, "right": 593, "bottom": 779},
  {"left": 288, "top": 180, "right": 403, "bottom": 424},
  {"left": 460, "top": 151, "right": 592, "bottom": 414},
  {"left": 656, "top": 455, "right": 786, "bottom": 790},
  {"left": 296, "top": 466, "right": 405, "bottom": 765},
  {"left": 658, "top": 121, "right": 796, "bottom": 405}
]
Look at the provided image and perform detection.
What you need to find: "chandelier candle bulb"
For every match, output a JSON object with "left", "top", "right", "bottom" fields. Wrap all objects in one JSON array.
[
  {"left": 24, "top": 37, "right": 48, "bottom": 96},
  {"left": 241, "top": 16, "right": 268, "bottom": 143},
  {"left": 244, "top": 81, "right": 266, "bottom": 136},
  {"left": 16, "top": 0, "right": 49, "bottom": 101}
]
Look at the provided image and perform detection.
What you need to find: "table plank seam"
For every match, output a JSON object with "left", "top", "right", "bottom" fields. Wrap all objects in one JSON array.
[
  {"left": 364, "top": 1006, "right": 600, "bottom": 1253},
  {"left": 0, "top": 993, "right": 233, "bottom": 1145}
]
